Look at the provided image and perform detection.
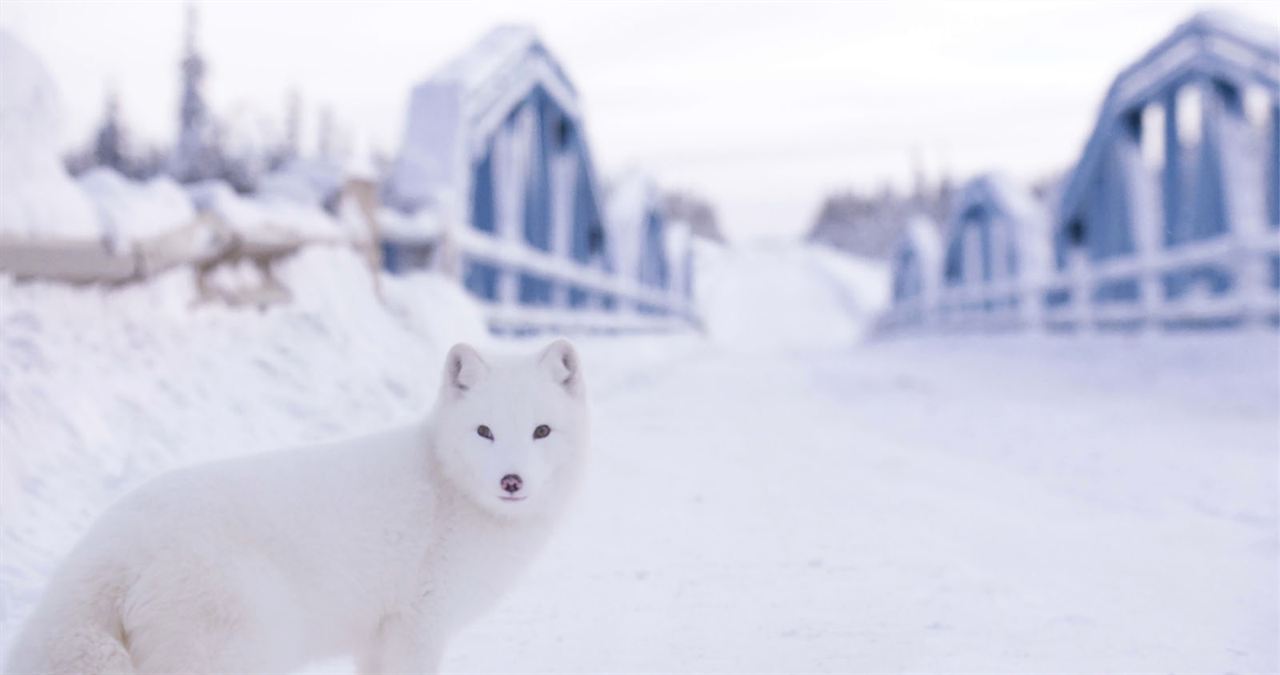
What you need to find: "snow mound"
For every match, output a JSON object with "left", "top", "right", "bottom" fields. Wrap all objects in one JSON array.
[
  {"left": 0, "top": 31, "right": 100, "bottom": 241},
  {"left": 78, "top": 168, "right": 196, "bottom": 250},
  {"left": 188, "top": 180, "right": 350, "bottom": 244},
  {"left": 0, "top": 249, "right": 489, "bottom": 649},
  {"left": 695, "top": 240, "right": 889, "bottom": 352}
]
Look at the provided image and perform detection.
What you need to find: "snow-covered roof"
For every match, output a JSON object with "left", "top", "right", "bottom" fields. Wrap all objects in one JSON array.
[
  {"left": 421, "top": 24, "right": 579, "bottom": 146},
  {"left": 1057, "top": 10, "right": 1279, "bottom": 227},
  {"left": 388, "top": 26, "right": 583, "bottom": 211},
  {"left": 435, "top": 26, "right": 576, "bottom": 98},
  {"left": 948, "top": 173, "right": 1053, "bottom": 276}
]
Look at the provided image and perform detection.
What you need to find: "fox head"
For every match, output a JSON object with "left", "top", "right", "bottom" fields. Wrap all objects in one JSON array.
[{"left": 430, "top": 339, "right": 589, "bottom": 519}]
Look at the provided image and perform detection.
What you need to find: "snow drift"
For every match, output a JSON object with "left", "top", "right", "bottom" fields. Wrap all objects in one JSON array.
[{"left": 0, "top": 31, "right": 100, "bottom": 242}]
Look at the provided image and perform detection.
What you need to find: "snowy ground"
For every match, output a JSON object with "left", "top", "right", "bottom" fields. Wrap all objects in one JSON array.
[
  {"left": 2, "top": 244, "right": 1277, "bottom": 673},
  {"left": 449, "top": 332, "right": 1278, "bottom": 674}
]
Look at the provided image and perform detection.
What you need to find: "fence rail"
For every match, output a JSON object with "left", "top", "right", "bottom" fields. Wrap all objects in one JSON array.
[
  {"left": 451, "top": 228, "right": 698, "bottom": 333},
  {"left": 884, "top": 231, "right": 1280, "bottom": 333}
]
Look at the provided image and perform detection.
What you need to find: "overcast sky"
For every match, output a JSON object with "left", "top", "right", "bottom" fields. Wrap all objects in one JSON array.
[{"left": 1, "top": 0, "right": 1274, "bottom": 241}]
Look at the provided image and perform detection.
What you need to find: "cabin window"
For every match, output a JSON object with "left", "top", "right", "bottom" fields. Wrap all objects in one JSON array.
[
  {"left": 588, "top": 223, "right": 605, "bottom": 255},
  {"left": 556, "top": 117, "right": 572, "bottom": 150},
  {"left": 1066, "top": 217, "right": 1086, "bottom": 247}
]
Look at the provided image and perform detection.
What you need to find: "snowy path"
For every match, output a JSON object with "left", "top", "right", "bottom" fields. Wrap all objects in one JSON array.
[{"left": 446, "top": 335, "right": 1279, "bottom": 673}]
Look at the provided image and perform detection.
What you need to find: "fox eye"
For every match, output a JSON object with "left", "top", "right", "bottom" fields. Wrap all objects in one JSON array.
[
  {"left": 533, "top": 425, "right": 551, "bottom": 439},
  {"left": 477, "top": 425, "right": 494, "bottom": 440}
]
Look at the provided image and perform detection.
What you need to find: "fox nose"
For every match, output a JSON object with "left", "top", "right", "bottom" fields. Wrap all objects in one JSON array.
[{"left": 501, "top": 474, "right": 523, "bottom": 494}]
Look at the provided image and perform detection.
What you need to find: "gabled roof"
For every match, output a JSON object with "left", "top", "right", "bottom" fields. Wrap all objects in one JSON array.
[
  {"left": 947, "top": 173, "right": 1053, "bottom": 275},
  {"left": 424, "top": 25, "right": 581, "bottom": 135},
  {"left": 1057, "top": 11, "right": 1279, "bottom": 227},
  {"left": 434, "top": 26, "right": 577, "bottom": 97}
]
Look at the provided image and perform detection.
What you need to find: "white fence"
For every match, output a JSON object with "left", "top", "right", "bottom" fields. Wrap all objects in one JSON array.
[
  {"left": 449, "top": 227, "right": 698, "bottom": 334},
  {"left": 882, "top": 231, "right": 1279, "bottom": 333}
]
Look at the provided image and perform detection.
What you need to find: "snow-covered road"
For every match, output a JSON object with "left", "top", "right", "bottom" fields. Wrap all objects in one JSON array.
[{"left": 446, "top": 334, "right": 1279, "bottom": 673}]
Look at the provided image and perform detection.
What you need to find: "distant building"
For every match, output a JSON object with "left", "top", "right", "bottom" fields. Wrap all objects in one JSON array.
[
  {"left": 386, "top": 26, "right": 693, "bottom": 331},
  {"left": 1048, "top": 10, "right": 1279, "bottom": 328},
  {"left": 937, "top": 174, "right": 1051, "bottom": 328},
  {"left": 807, "top": 174, "right": 953, "bottom": 259}
]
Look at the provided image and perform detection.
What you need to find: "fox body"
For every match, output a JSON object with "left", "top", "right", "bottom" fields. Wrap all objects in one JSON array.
[{"left": 6, "top": 340, "right": 589, "bottom": 674}]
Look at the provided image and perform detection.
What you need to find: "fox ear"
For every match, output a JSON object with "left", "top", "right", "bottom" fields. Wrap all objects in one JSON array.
[
  {"left": 539, "top": 339, "right": 582, "bottom": 396},
  {"left": 444, "top": 343, "right": 487, "bottom": 395}
]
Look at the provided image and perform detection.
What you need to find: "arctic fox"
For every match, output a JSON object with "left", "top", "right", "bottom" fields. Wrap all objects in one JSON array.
[{"left": 6, "top": 340, "right": 589, "bottom": 675}]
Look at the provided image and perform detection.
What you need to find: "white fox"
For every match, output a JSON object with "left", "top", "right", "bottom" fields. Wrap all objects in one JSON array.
[{"left": 6, "top": 340, "right": 589, "bottom": 674}]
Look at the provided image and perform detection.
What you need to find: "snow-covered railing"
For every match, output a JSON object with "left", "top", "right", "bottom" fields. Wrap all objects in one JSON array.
[
  {"left": 1041, "top": 231, "right": 1280, "bottom": 330},
  {"left": 451, "top": 227, "right": 696, "bottom": 333},
  {"left": 881, "top": 228, "right": 1279, "bottom": 333}
]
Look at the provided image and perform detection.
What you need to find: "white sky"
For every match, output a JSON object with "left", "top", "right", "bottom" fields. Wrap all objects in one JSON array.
[{"left": 1, "top": 0, "right": 1275, "bottom": 241}]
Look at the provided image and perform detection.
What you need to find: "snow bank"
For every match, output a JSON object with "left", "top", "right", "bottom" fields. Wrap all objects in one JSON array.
[
  {"left": 187, "top": 180, "right": 359, "bottom": 244},
  {"left": 0, "top": 31, "right": 100, "bottom": 241},
  {"left": 0, "top": 250, "right": 488, "bottom": 650},
  {"left": 258, "top": 159, "right": 343, "bottom": 208},
  {"left": 77, "top": 168, "right": 196, "bottom": 250},
  {"left": 695, "top": 240, "right": 889, "bottom": 352}
]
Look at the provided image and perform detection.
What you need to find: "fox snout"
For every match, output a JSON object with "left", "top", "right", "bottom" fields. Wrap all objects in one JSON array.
[{"left": 501, "top": 474, "right": 523, "bottom": 495}]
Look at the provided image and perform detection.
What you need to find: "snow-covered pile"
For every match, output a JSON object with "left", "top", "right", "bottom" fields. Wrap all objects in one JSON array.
[
  {"left": 77, "top": 168, "right": 196, "bottom": 250},
  {"left": 695, "top": 239, "right": 889, "bottom": 352},
  {"left": 378, "top": 206, "right": 442, "bottom": 242},
  {"left": 0, "top": 32, "right": 99, "bottom": 242},
  {"left": 258, "top": 158, "right": 343, "bottom": 208},
  {"left": 0, "top": 250, "right": 488, "bottom": 649},
  {"left": 188, "top": 179, "right": 352, "bottom": 244}
]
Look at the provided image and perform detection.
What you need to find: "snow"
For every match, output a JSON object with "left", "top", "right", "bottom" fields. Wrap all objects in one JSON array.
[
  {"left": 187, "top": 179, "right": 357, "bottom": 243},
  {"left": 77, "top": 168, "right": 196, "bottom": 250},
  {"left": 378, "top": 206, "right": 442, "bottom": 242},
  {"left": 696, "top": 241, "right": 888, "bottom": 352},
  {"left": 435, "top": 25, "right": 549, "bottom": 95},
  {"left": 1, "top": 238, "right": 1276, "bottom": 673},
  {"left": 0, "top": 31, "right": 100, "bottom": 242},
  {"left": 603, "top": 170, "right": 657, "bottom": 283},
  {"left": 257, "top": 159, "right": 344, "bottom": 209},
  {"left": 0, "top": 248, "right": 488, "bottom": 656},
  {"left": 451, "top": 330, "right": 1277, "bottom": 674}
]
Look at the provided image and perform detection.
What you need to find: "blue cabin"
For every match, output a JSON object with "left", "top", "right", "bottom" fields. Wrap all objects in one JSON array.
[
  {"left": 938, "top": 174, "right": 1051, "bottom": 326},
  {"left": 386, "top": 27, "right": 614, "bottom": 316},
  {"left": 1051, "top": 11, "right": 1279, "bottom": 326}
]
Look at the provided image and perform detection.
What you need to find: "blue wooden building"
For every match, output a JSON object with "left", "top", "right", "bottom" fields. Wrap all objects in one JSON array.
[
  {"left": 937, "top": 174, "right": 1051, "bottom": 328},
  {"left": 385, "top": 27, "right": 691, "bottom": 331},
  {"left": 1048, "top": 11, "right": 1280, "bottom": 328}
]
